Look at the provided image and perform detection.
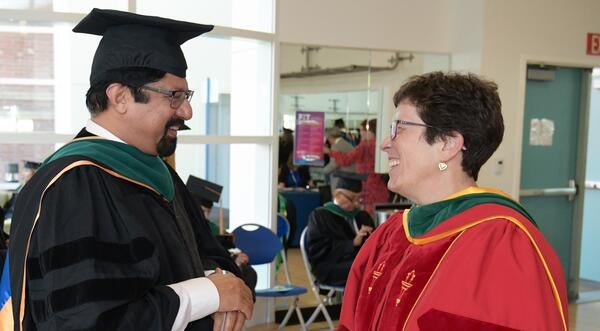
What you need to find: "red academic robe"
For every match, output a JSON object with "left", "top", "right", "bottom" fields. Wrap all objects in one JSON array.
[{"left": 337, "top": 203, "right": 568, "bottom": 331}]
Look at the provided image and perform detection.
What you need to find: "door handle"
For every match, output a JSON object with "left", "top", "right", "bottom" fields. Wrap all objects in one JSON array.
[{"left": 520, "top": 179, "right": 578, "bottom": 201}]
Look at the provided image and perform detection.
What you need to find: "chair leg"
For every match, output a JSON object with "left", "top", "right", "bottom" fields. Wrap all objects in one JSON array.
[
  {"left": 277, "top": 296, "right": 306, "bottom": 331},
  {"left": 326, "top": 289, "right": 335, "bottom": 305},
  {"left": 276, "top": 301, "right": 295, "bottom": 331},
  {"left": 320, "top": 303, "right": 335, "bottom": 330},
  {"left": 305, "top": 288, "right": 336, "bottom": 330},
  {"left": 305, "top": 302, "right": 324, "bottom": 326},
  {"left": 294, "top": 303, "right": 307, "bottom": 331}
]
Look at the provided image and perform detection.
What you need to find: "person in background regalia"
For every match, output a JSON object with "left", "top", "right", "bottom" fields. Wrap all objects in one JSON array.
[{"left": 306, "top": 174, "right": 374, "bottom": 286}]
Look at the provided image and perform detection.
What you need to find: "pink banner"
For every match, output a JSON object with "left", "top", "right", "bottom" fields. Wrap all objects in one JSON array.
[{"left": 294, "top": 111, "right": 325, "bottom": 166}]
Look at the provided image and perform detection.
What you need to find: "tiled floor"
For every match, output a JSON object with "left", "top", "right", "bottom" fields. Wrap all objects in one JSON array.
[{"left": 248, "top": 249, "right": 600, "bottom": 331}]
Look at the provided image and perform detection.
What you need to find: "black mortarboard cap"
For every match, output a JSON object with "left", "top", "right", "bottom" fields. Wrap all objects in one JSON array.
[
  {"left": 73, "top": 8, "right": 214, "bottom": 85},
  {"left": 334, "top": 171, "right": 364, "bottom": 193},
  {"left": 23, "top": 160, "right": 42, "bottom": 170},
  {"left": 186, "top": 175, "right": 223, "bottom": 207}
]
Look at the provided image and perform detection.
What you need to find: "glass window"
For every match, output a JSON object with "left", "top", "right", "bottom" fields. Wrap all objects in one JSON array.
[
  {"left": 137, "top": 0, "right": 274, "bottom": 33},
  {"left": 181, "top": 36, "right": 273, "bottom": 136},
  {"left": 0, "top": 20, "right": 273, "bottom": 136},
  {"left": 0, "top": 0, "right": 128, "bottom": 12},
  {"left": 0, "top": 143, "right": 56, "bottom": 184},
  {"left": 0, "top": 21, "right": 97, "bottom": 134}
]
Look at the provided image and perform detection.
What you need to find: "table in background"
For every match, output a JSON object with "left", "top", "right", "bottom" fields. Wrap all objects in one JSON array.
[{"left": 279, "top": 189, "right": 321, "bottom": 247}]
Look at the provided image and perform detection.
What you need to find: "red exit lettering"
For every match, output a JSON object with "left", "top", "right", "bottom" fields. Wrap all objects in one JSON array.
[{"left": 587, "top": 33, "right": 600, "bottom": 55}]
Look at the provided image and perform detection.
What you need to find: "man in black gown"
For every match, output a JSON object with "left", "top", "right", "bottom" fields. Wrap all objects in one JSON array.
[
  {"left": 6, "top": 8, "right": 252, "bottom": 331},
  {"left": 306, "top": 175, "right": 375, "bottom": 286}
]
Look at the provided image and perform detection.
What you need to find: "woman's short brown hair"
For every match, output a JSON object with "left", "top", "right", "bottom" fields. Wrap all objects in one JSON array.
[{"left": 393, "top": 71, "right": 504, "bottom": 180}]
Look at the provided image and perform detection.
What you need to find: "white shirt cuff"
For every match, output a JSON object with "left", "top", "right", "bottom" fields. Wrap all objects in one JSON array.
[{"left": 168, "top": 277, "right": 220, "bottom": 331}]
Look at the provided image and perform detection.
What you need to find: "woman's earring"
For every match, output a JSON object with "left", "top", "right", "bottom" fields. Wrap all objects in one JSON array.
[{"left": 438, "top": 162, "right": 448, "bottom": 171}]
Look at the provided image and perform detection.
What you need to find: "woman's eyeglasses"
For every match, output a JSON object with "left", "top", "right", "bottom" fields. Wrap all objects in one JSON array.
[
  {"left": 390, "top": 119, "right": 435, "bottom": 140},
  {"left": 140, "top": 85, "right": 194, "bottom": 109},
  {"left": 389, "top": 120, "right": 467, "bottom": 150}
]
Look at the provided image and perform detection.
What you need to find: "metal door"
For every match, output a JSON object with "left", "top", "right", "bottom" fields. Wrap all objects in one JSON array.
[{"left": 520, "top": 65, "right": 590, "bottom": 300}]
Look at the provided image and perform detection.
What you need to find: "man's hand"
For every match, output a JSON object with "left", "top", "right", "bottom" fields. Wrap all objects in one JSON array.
[
  {"left": 208, "top": 268, "right": 253, "bottom": 319},
  {"left": 212, "top": 311, "right": 246, "bottom": 331},
  {"left": 352, "top": 225, "right": 373, "bottom": 246}
]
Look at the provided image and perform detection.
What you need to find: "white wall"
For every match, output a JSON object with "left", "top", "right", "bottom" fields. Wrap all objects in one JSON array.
[
  {"left": 279, "top": 0, "right": 453, "bottom": 53},
  {"left": 279, "top": 0, "right": 600, "bottom": 197},
  {"left": 447, "top": 0, "right": 484, "bottom": 73}
]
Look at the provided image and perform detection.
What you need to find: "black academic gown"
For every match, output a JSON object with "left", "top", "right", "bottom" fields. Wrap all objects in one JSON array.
[
  {"left": 306, "top": 207, "right": 374, "bottom": 286},
  {"left": 8, "top": 129, "right": 228, "bottom": 330}
]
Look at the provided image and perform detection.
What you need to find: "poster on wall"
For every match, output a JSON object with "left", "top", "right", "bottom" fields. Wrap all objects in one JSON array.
[{"left": 294, "top": 111, "right": 325, "bottom": 166}]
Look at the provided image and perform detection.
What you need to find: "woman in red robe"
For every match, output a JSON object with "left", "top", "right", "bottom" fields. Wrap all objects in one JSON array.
[
  {"left": 328, "top": 119, "right": 388, "bottom": 216},
  {"left": 337, "top": 72, "right": 568, "bottom": 331}
]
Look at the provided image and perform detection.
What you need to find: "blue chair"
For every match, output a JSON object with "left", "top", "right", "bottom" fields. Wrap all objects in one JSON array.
[
  {"left": 276, "top": 214, "right": 293, "bottom": 282},
  {"left": 299, "top": 228, "right": 345, "bottom": 330},
  {"left": 232, "top": 223, "right": 308, "bottom": 330}
]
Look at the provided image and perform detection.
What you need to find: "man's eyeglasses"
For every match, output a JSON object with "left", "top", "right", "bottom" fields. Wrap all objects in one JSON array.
[
  {"left": 390, "top": 119, "right": 435, "bottom": 140},
  {"left": 339, "top": 191, "right": 361, "bottom": 203},
  {"left": 140, "top": 85, "right": 194, "bottom": 109}
]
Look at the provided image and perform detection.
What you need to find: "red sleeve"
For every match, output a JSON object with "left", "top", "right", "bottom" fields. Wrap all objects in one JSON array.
[
  {"left": 406, "top": 219, "right": 568, "bottom": 331},
  {"left": 329, "top": 142, "right": 365, "bottom": 167}
]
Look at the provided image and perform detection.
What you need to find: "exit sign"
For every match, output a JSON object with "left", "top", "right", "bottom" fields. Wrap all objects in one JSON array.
[{"left": 587, "top": 33, "right": 600, "bottom": 55}]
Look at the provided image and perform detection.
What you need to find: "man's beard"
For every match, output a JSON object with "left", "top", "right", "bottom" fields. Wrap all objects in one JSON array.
[
  {"left": 157, "top": 118, "right": 183, "bottom": 157},
  {"left": 157, "top": 135, "right": 177, "bottom": 158}
]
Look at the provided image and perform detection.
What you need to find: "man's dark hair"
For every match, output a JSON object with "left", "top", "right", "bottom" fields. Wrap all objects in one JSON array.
[
  {"left": 85, "top": 67, "right": 167, "bottom": 114},
  {"left": 333, "top": 118, "right": 345, "bottom": 129},
  {"left": 392, "top": 71, "right": 504, "bottom": 181}
]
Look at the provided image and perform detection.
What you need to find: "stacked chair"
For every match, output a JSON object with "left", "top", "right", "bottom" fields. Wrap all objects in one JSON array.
[{"left": 299, "top": 228, "right": 345, "bottom": 330}]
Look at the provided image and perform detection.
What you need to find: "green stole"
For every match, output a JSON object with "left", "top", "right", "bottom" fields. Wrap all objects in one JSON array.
[
  {"left": 323, "top": 202, "right": 361, "bottom": 220},
  {"left": 43, "top": 137, "right": 174, "bottom": 201},
  {"left": 407, "top": 188, "right": 536, "bottom": 237}
]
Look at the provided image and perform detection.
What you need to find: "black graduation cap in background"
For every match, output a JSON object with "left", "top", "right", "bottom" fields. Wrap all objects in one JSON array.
[
  {"left": 22, "top": 160, "right": 42, "bottom": 170},
  {"left": 72, "top": 8, "right": 214, "bottom": 85},
  {"left": 334, "top": 171, "right": 365, "bottom": 193},
  {"left": 178, "top": 123, "right": 191, "bottom": 131},
  {"left": 186, "top": 175, "right": 223, "bottom": 209}
]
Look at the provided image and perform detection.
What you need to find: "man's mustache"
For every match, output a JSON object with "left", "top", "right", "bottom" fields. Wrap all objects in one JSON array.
[{"left": 165, "top": 118, "right": 185, "bottom": 132}]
